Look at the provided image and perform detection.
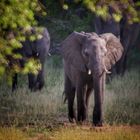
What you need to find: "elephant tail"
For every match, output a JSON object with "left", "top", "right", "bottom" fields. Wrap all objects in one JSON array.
[{"left": 62, "top": 91, "right": 67, "bottom": 104}]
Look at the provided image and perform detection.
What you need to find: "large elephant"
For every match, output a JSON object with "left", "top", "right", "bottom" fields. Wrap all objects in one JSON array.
[
  {"left": 12, "top": 27, "right": 50, "bottom": 91},
  {"left": 60, "top": 31, "right": 123, "bottom": 126}
]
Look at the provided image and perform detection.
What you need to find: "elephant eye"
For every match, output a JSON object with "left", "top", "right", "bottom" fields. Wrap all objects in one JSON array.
[{"left": 84, "top": 49, "right": 89, "bottom": 57}]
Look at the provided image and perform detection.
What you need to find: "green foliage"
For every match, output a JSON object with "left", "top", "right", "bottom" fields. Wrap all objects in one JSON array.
[
  {"left": 80, "top": 0, "right": 140, "bottom": 23},
  {"left": 0, "top": 0, "right": 44, "bottom": 81},
  {"left": 41, "top": 12, "right": 93, "bottom": 44}
]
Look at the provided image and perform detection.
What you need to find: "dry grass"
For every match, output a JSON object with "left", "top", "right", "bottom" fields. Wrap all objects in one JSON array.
[
  {"left": 46, "top": 125, "right": 140, "bottom": 140},
  {"left": 0, "top": 125, "right": 139, "bottom": 140},
  {"left": 0, "top": 127, "right": 28, "bottom": 140}
]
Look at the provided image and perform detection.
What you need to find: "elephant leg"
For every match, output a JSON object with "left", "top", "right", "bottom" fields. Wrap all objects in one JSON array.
[
  {"left": 28, "top": 73, "right": 36, "bottom": 91},
  {"left": 101, "top": 73, "right": 106, "bottom": 102},
  {"left": 77, "top": 84, "right": 87, "bottom": 122},
  {"left": 64, "top": 75, "right": 76, "bottom": 123},
  {"left": 93, "top": 76, "right": 104, "bottom": 126},
  {"left": 86, "top": 85, "right": 93, "bottom": 107},
  {"left": 35, "top": 64, "right": 45, "bottom": 90},
  {"left": 85, "top": 85, "right": 93, "bottom": 117},
  {"left": 12, "top": 73, "right": 18, "bottom": 92}
]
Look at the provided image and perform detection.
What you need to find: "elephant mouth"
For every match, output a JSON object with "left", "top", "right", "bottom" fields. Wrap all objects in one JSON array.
[
  {"left": 87, "top": 59, "right": 111, "bottom": 76},
  {"left": 87, "top": 64, "right": 111, "bottom": 77}
]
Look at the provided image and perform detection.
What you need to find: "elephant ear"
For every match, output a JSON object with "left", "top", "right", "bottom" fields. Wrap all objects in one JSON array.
[
  {"left": 60, "top": 31, "right": 87, "bottom": 72},
  {"left": 100, "top": 33, "right": 124, "bottom": 70}
]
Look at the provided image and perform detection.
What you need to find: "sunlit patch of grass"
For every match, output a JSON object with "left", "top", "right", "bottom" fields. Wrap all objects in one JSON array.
[
  {"left": 47, "top": 125, "right": 140, "bottom": 140},
  {"left": 0, "top": 125, "right": 139, "bottom": 140},
  {"left": 0, "top": 127, "right": 28, "bottom": 140}
]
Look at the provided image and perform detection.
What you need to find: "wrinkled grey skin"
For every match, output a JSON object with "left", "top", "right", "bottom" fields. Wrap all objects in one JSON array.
[
  {"left": 12, "top": 28, "right": 50, "bottom": 91},
  {"left": 94, "top": 8, "right": 140, "bottom": 74},
  {"left": 60, "top": 31, "right": 123, "bottom": 126}
]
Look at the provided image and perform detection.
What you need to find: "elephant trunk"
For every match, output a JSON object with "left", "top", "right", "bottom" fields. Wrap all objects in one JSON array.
[
  {"left": 88, "top": 57, "right": 105, "bottom": 125},
  {"left": 92, "top": 69, "right": 104, "bottom": 126}
]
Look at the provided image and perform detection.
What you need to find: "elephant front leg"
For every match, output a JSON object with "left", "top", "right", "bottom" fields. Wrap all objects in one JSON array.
[
  {"left": 68, "top": 88, "right": 76, "bottom": 123},
  {"left": 93, "top": 76, "right": 104, "bottom": 126},
  {"left": 28, "top": 73, "right": 36, "bottom": 91},
  {"left": 64, "top": 75, "right": 76, "bottom": 123},
  {"left": 85, "top": 85, "right": 93, "bottom": 117},
  {"left": 77, "top": 85, "right": 87, "bottom": 123},
  {"left": 35, "top": 64, "right": 45, "bottom": 90},
  {"left": 12, "top": 73, "right": 18, "bottom": 92}
]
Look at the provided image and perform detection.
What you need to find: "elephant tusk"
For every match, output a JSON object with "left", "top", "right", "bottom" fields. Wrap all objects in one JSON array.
[
  {"left": 36, "top": 53, "right": 39, "bottom": 56},
  {"left": 88, "top": 69, "right": 92, "bottom": 75},
  {"left": 103, "top": 65, "right": 111, "bottom": 74},
  {"left": 104, "top": 68, "right": 111, "bottom": 74},
  {"left": 48, "top": 52, "right": 51, "bottom": 56},
  {"left": 103, "top": 58, "right": 111, "bottom": 74}
]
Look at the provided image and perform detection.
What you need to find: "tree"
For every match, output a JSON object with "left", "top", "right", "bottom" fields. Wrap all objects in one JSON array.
[{"left": 0, "top": 0, "right": 45, "bottom": 82}]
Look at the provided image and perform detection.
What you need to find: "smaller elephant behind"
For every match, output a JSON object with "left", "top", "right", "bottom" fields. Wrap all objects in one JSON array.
[
  {"left": 12, "top": 27, "right": 50, "bottom": 91},
  {"left": 60, "top": 31, "right": 123, "bottom": 126}
]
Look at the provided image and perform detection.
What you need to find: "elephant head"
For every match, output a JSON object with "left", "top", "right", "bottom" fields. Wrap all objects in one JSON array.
[
  {"left": 61, "top": 31, "right": 123, "bottom": 77},
  {"left": 61, "top": 31, "right": 123, "bottom": 126}
]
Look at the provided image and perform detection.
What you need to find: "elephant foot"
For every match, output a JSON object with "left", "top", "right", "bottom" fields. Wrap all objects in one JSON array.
[
  {"left": 33, "top": 81, "right": 44, "bottom": 91},
  {"left": 93, "top": 121, "right": 103, "bottom": 127},
  {"left": 69, "top": 117, "right": 76, "bottom": 123},
  {"left": 93, "top": 110, "right": 103, "bottom": 127},
  {"left": 77, "top": 120, "right": 89, "bottom": 126},
  {"left": 93, "top": 116, "right": 103, "bottom": 127},
  {"left": 77, "top": 111, "right": 87, "bottom": 123}
]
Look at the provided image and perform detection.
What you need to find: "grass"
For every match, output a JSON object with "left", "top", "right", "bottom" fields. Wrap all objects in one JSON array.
[
  {"left": 0, "top": 57, "right": 67, "bottom": 127},
  {"left": 0, "top": 57, "right": 139, "bottom": 127},
  {"left": 0, "top": 125, "right": 139, "bottom": 140},
  {"left": 0, "top": 57, "right": 139, "bottom": 140},
  {"left": 0, "top": 127, "right": 28, "bottom": 140},
  {"left": 47, "top": 125, "right": 140, "bottom": 140},
  {"left": 104, "top": 69, "right": 140, "bottom": 125}
]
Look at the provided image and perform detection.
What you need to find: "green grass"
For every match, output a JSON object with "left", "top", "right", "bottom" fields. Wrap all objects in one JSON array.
[
  {"left": 104, "top": 70, "right": 140, "bottom": 125},
  {"left": 0, "top": 57, "right": 140, "bottom": 140},
  {"left": 0, "top": 57, "right": 140, "bottom": 127}
]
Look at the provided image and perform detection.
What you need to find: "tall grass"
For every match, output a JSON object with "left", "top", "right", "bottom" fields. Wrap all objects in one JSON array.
[
  {"left": 104, "top": 69, "right": 140, "bottom": 125},
  {"left": 0, "top": 57, "right": 140, "bottom": 127},
  {"left": 0, "top": 57, "right": 67, "bottom": 127}
]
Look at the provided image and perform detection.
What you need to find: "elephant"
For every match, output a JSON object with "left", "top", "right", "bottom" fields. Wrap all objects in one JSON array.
[
  {"left": 12, "top": 27, "right": 50, "bottom": 91},
  {"left": 60, "top": 31, "right": 123, "bottom": 126}
]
